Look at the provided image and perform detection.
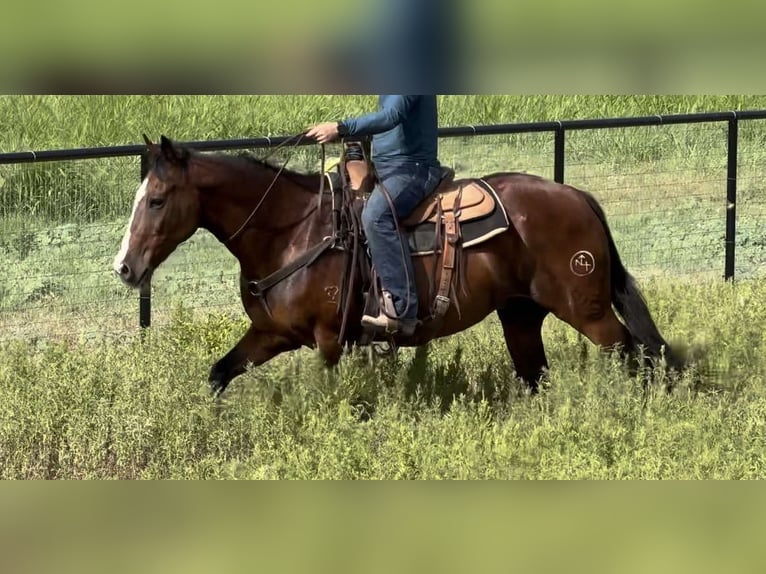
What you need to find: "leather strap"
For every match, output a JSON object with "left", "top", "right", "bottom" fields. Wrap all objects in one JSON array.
[
  {"left": 431, "top": 189, "right": 463, "bottom": 320},
  {"left": 248, "top": 236, "right": 336, "bottom": 317}
]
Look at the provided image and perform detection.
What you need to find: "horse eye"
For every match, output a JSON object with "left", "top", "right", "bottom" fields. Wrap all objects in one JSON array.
[{"left": 149, "top": 197, "right": 166, "bottom": 210}]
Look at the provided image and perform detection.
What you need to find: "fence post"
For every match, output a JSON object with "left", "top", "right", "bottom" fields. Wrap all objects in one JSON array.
[
  {"left": 554, "top": 125, "right": 565, "bottom": 184},
  {"left": 139, "top": 153, "right": 152, "bottom": 329},
  {"left": 725, "top": 116, "right": 738, "bottom": 281}
]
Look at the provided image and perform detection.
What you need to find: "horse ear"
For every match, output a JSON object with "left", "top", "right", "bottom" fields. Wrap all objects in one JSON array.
[
  {"left": 143, "top": 134, "right": 160, "bottom": 157},
  {"left": 160, "top": 135, "right": 187, "bottom": 164},
  {"left": 160, "top": 135, "right": 174, "bottom": 155}
]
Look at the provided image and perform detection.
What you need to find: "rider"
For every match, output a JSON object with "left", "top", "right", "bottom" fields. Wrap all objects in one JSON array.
[{"left": 306, "top": 95, "right": 442, "bottom": 336}]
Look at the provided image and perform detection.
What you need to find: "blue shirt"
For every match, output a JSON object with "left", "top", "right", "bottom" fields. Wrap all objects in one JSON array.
[{"left": 339, "top": 95, "right": 440, "bottom": 170}]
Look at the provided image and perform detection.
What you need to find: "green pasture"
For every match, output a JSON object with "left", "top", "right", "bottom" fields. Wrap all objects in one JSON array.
[
  {"left": 2, "top": 95, "right": 766, "bottom": 153},
  {"left": 1, "top": 277, "right": 765, "bottom": 479},
  {"left": 2, "top": 95, "right": 766, "bottom": 227},
  {"left": 0, "top": 95, "right": 765, "bottom": 479}
]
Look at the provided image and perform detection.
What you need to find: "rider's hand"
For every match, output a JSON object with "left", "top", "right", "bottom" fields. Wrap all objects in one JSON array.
[{"left": 306, "top": 122, "right": 340, "bottom": 144}]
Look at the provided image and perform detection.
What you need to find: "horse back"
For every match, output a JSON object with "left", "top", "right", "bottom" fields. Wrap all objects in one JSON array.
[{"left": 483, "top": 172, "right": 604, "bottom": 250}]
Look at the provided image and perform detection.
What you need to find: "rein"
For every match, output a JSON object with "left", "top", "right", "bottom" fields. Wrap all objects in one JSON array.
[
  {"left": 229, "top": 134, "right": 334, "bottom": 318},
  {"left": 225, "top": 133, "right": 312, "bottom": 245}
]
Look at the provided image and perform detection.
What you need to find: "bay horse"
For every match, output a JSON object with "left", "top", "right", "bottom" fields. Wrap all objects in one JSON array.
[{"left": 113, "top": 135, "right": 683, "bottom": 396}]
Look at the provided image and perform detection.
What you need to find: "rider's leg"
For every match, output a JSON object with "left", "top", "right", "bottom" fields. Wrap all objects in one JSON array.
[{"left": 361, "top": 163, "right": 440, "bottom": 332}]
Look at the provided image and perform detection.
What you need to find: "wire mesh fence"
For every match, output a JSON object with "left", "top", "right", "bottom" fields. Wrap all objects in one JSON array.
[
  {"left": 0, "top": 156, "right": 140, "bottom": 343},
  {"left": 1, "top": 116, "right": 765, "bottom": 343},
  {"left": 736, "top": 120, "right": 766, "bottom": 279},
  {"left": 440, "top": 121, "right": 766, "bottom": 279},
  {"left": 564, "top": 122, "right": 730, "bottom": 279}
]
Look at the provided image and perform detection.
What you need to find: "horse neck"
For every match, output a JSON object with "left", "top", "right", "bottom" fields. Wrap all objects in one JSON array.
[{"left": 197, "top": 158, "right": 325, "bottom": 275}]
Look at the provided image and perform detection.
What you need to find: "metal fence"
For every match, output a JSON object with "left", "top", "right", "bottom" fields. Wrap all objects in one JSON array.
[{"left": 1, "top": 110, "right": 765, "bottom": 342}]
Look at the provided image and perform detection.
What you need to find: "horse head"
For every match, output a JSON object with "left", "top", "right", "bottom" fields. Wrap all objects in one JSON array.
[{"left": 112, "top": 135, "right": 201, "bottom": 288}]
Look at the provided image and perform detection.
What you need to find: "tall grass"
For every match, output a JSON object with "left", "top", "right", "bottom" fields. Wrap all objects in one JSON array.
[
  {"left": 3, "top": 96, "right": 766, "bottom": 223},
  {"left": 1, "top": 279, "right": 765, "bottom": 479},
  {"left": 2, "top": 95, "right": 766, "bottom": 152}
]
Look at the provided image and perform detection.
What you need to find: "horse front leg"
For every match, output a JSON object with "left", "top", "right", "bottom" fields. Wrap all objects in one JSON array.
[
  {"left": 209, "top": 325, "right": 298, "bottom": 396},
  {"left": 314, "top": 323, "right": 345, "bottom": 367}
]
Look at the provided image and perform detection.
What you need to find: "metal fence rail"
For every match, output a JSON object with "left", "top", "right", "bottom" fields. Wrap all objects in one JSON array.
[{"left": 1, "top": 109, "right": 765, "bottom": 341}]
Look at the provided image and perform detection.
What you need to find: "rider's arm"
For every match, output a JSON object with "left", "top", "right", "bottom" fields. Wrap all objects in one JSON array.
[{"left": 338, "top": 95, "right": 419, "bottom": 137}]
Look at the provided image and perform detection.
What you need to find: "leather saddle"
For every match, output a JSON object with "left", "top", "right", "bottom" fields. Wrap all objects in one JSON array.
[
  {"left": 402, "top": 167, "right": 495, "bottom": 228},
  {"left": 332, "top": 146, "right": 504, "bottom": 338},
  {"left": 399, "top": 167, "right": 500, "bottom": 326},
  {"left": 336, "top": 144, "right": 495, "bottom": 229}
]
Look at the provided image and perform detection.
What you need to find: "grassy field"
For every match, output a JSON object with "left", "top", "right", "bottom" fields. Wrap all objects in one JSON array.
[
  {"left": 1, "top": 277, "right": 765, "bottom": 479},
  {"left": 1, "top": 95, "right": 765, "bottom": 479},
  {"left": 3, "top": 95, "right": 766, "bottom": 152},
  {"left": 2, "top": 94, "right": 766, "bottom": 222}
]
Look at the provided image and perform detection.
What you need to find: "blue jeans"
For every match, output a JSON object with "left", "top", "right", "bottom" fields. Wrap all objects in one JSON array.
[{"left": 362, "top": 163, "right": 442, "bottom": 320}]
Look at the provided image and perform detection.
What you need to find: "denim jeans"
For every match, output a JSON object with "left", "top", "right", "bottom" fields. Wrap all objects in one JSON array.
[{"left": 362, "top": 162, "right": 442, "bottom": 320}]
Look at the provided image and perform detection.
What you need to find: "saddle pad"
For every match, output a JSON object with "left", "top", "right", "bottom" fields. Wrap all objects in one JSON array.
[{"left": 407, "top": 179, "right": 509, "bottom": 256}]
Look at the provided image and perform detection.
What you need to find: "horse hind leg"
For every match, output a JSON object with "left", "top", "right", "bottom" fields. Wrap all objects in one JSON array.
[
  {"left": 576, "top": 310, "right": 633, "bottom": 360},
  {"left": 497, "top": 298, "right": 549, "bottom": 393},
  {"left": 567, "top": 277, "right": 681, "bottom": 379},
  {"left": 575, "top": 310, "right": 682, "bottom": 393},
  {"left": 522, "top": 273, "right": 630, "bottom": 380},
  {"left": 552, "top": 283, "right": 642, "bottom": 375}
]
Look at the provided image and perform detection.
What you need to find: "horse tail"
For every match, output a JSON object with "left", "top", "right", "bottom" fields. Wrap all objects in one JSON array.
[{"left": 579, "top": 191, "right": 683, "bottom": 369}]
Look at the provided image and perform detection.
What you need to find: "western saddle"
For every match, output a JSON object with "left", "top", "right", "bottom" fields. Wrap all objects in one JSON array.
[{"left": 340, "top": 141, "right": 496, "bottom": 332}]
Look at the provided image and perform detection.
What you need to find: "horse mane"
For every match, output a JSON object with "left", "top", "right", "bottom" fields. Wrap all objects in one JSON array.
[{"left": 193, "top": 149, "right": 322, "bottom": 190}]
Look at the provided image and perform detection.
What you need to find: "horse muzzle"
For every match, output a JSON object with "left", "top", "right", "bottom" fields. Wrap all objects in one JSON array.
[{"left": 113, "top": 260, "right": 151, "bottom": 288}]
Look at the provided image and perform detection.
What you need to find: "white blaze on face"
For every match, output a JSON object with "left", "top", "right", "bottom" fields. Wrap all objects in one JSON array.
[{"left": 112, "top": 178, "right": 149, "bottom": 274}]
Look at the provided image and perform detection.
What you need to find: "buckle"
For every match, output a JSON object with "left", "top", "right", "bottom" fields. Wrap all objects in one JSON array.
[
  {"left": 248, "top": 280, "right": 264, "bottom": 298},
  {"left": 433, "top": 295, "right": 451, "bottom": 316}
]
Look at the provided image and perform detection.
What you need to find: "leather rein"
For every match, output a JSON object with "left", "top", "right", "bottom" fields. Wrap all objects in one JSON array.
[
  {"left": 225, "top": 132, "right": 312, "bottom": 245},
  {"left": 228, "top": 133, "right": 336, "bottom": 317}
]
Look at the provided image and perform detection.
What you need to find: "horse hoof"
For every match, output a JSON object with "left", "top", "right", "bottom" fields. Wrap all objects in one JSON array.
[
  {"left": 373, "top": 341, "right": 392, "bottom": 355},
  {"left": 209, "top": 378, "right": 227, "bottom": 398}
]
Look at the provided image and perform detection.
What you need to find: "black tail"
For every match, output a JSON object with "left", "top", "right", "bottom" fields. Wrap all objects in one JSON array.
[{"left": 580, "top": 191, "right": 683, "bottom": 370}]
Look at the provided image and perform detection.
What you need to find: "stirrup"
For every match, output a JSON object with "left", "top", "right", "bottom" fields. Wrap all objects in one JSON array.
[
  {"left": 361, "top": 312, "right": 418, "bottom": 337},
  {"left": 361, "top": 311, "right": 399, "bottom": 334}
]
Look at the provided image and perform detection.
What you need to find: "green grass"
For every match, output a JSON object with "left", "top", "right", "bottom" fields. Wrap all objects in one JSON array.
[
  {"left": 2, "top": 95, "right": 766, "bottom": 152},
  {"left": 3, "top": 95, "right": 766, "bottom": 223},
  {"left": 1, "top": 95, "right": 766, "bottom": 479},
  {"left": 3, "top": 95, "right": 766, "bottom": 222},
  {"left": 1, "top": 278, "right": 765, "bottom": 479}
]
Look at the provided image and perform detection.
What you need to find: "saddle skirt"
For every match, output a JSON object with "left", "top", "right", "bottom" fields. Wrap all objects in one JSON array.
[{"left": 404, "top": 175, "right": 509, "bottom": 256}]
